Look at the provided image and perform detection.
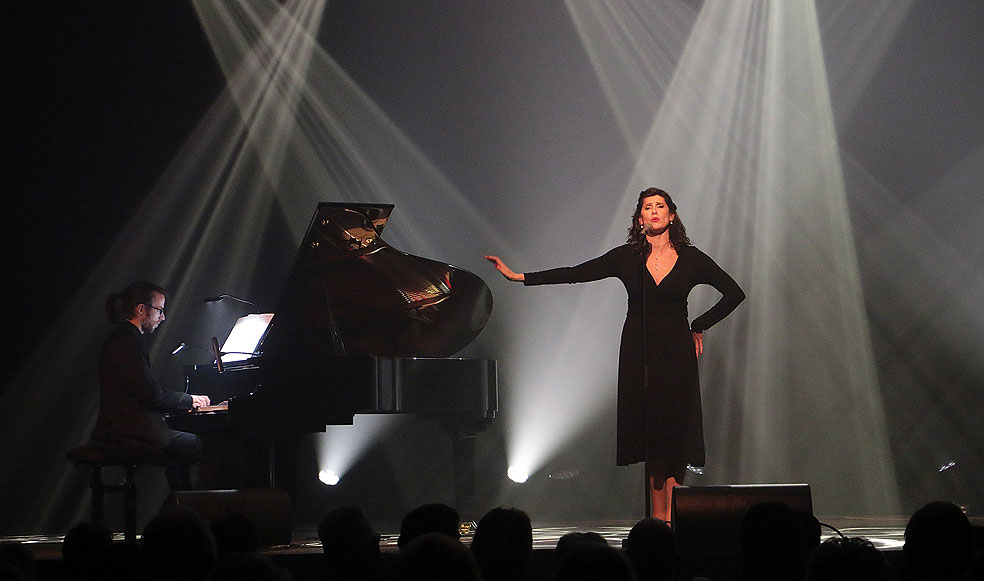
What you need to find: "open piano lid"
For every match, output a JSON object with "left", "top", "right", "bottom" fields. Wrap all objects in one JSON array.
[{"left": 258, "top": 202, "right": 493, "bottom": 359}]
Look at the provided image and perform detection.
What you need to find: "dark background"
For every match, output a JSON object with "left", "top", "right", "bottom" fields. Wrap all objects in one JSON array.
[{"left": 3, "top": 3, "right": 222, "bottom": 389}]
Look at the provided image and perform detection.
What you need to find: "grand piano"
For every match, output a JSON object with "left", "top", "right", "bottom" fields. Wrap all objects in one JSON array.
[{"left": 167, "top": 202, "right": 497, "bottom": 510}]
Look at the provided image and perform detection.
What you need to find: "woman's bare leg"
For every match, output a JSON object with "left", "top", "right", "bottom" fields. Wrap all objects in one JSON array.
[{"left": 648, "top": 475, "right": 677, "bottom": 521}]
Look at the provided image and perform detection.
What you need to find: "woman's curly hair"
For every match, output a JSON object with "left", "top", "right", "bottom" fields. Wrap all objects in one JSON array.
[{"left": 626, "top": 187, "right": 691, "bottom": 255}]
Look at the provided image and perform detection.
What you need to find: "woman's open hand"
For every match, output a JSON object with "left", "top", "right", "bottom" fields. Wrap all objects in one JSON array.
[{"left": 484, "top": 255, "right": 524, "bottom": 282}]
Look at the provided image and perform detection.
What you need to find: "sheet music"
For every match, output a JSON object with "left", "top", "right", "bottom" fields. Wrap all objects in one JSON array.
[{"left": 219, "top": 313, "right": 274, "bottom": 363}]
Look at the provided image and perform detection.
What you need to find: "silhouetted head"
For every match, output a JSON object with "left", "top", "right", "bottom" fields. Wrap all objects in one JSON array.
[
  {"left": 211, "top": 514, "right": 259, "bottom": 562},
  {"left": 398, "top": 532, "right": 481, "bottom": 581},
  {"left": 805, "top": 536, "right": 889, "bottom": 581},
  {"left": 141, "top": 505, "right": 216, "bottom": 581},
  {"left": 622, "top": 517, "right": 677, "bottom": 580},
  {"left": 551, "top": 541, "right": 636, "bottom": 581},
  {"left": 554, "top": 531, "right": 609, "bottom": 568},
  {"left": 471, "top": 507, "right": 533, "bottom": 581},
  {"left": 739, "top": 501, "right": 804, "bottom": 580},
  {"left": 903, "top": 501, "right": 973, "bottom": 579},
  {"left": 794, "top": 509, "right": 822, "bottom": 553},
  {"left": 62, "top": 522, "right": 114, "bottom": 576},
  {"left": 398, "top": 503, "right": 459, "bottom": 550},
  {"left": 318, "top": 505, "right": 380, "bottom": 572}
]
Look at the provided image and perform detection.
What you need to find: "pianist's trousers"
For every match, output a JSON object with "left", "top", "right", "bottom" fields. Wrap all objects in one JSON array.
[{"left": 160, "top": 429, "right": 203, "bottom": 491}]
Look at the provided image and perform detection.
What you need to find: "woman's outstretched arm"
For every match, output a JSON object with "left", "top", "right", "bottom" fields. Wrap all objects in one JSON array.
[{"left": 484, "top": 255, "right": 525, "bottom": 282}]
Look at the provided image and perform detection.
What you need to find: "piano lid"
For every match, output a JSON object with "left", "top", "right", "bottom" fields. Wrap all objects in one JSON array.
[{"left": 258, "top": 203, "right": 493, "bottom": 359}]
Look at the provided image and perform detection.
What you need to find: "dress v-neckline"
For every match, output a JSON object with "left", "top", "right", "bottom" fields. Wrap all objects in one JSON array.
[{"left": 647, "top": 249, "right": 679, "bottom": 287}]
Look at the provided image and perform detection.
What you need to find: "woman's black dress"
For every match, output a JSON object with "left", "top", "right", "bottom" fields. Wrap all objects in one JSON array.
[{"left": 524, "top": 244, "right": 744, "bottom": 482}]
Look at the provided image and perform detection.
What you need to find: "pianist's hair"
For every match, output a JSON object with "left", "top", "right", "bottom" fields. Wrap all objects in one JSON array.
[
  {"left": 627, "top": 187, "right": 691, "bottom": 255},
  {"left": 105, "top": 281, "right": 165, "bottom": 324}
]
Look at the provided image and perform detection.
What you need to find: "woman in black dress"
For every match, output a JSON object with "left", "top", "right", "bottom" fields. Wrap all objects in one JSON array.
[{"left": 485, "top": 187, "right": 744, "bottom": 520}]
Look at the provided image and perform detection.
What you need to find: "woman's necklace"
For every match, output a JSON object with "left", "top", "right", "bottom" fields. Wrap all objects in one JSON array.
[{"left": 650, "top": 246, "right": 669, "bottom": 270}]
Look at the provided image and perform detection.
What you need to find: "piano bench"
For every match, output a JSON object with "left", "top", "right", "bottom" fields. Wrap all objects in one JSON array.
[{"left": 67, "top": 443, "right": 161, "bottom": 544}]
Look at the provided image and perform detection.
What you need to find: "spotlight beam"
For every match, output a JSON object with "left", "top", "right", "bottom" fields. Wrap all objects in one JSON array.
[{"left": 564, "top": 0, "right": 901, "bottom": 514}]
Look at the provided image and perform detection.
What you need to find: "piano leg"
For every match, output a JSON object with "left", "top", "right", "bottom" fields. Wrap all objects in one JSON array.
[
  {"left": 437, "top": 412, "right": 491, "bottom": 520},
  {"left": 450, "top": 433, "right": 479, "bottom": 518},
  {"left": 270, "top": 437, "right": 300, "bottom": 495}
]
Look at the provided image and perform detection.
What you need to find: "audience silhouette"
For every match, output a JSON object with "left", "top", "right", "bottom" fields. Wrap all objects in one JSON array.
[
  {"left": 794, "top": 509, "right": 822, "bottom": 564},
  {"left": 210, "top": 552, "right": 292, "bottom": 581},
  {"left": 551, "top": 540, "right": 636, "bottom": 581},
  {"left": 622, "top": 517, "right": 677, "bottom": 581},
  {"left": 60, "top": 521, "right": 137, "bottom": 581},
  {"left": 554, "top": 531, "right": 610, "bottom": 569},
  {"left": 397, "top": 532, "right": 480, "bottom": 581},
  {"left": 318, "top": 504, "right": 393, "bottom": 581},
  {"left": 902, "top": 501, "right": 974, "bottom": 581},
  {"left": 211, "top": 513, "right": 260, "bottom": 564},
  {"left": 470, "top": 506, "right": 533, "bottom": 581},
  {"left": 0, "top": 543, "right": 36, "bottom": 581},
  {"left": 139, "top": 505, "right": 217, "bottom": 581},
  {"left": 737, "top": 500, "right": 806, "bottom": 580},
  {"left": 805, "top": 536, "right": 890, "bottom": 581},
  {"left": 38, "top": 495, "right": 982, "bottom": 581},
  {"left": 396, "top": 503, "right": 460, "bottom": 551}
]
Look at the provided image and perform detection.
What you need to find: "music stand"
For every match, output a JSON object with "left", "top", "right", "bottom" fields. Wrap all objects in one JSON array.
[{"left": 218, "top": 313, "right": 274, "bottom": 364}]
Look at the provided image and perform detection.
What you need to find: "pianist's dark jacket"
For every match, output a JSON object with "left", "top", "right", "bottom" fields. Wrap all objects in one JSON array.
[{"left": 93, "top": 322, "right": 193, "bottom": 449}]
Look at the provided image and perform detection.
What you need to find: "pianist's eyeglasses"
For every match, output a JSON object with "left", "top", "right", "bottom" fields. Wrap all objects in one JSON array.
[{"left": 145, "top": 304, "right": 165, "bottom": 316}]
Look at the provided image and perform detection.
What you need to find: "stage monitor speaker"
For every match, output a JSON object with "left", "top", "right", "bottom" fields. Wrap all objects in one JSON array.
[
  {"left": 671, "top": 483, "right": 812, "bottom": 558},
  {"left": 166, "top": 488, "right": 293, "bottom": 547}
]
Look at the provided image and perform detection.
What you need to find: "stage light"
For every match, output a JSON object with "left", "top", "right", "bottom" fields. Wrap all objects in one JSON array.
[
  {"left": 507, "top": 466, "right": 530, "bottom": 484},
  {"left": 318, "top": 469, "right": 339, "bottom": 486},
  {"left": 314, "top": 415, "right": 402, "bottom": 491}
]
